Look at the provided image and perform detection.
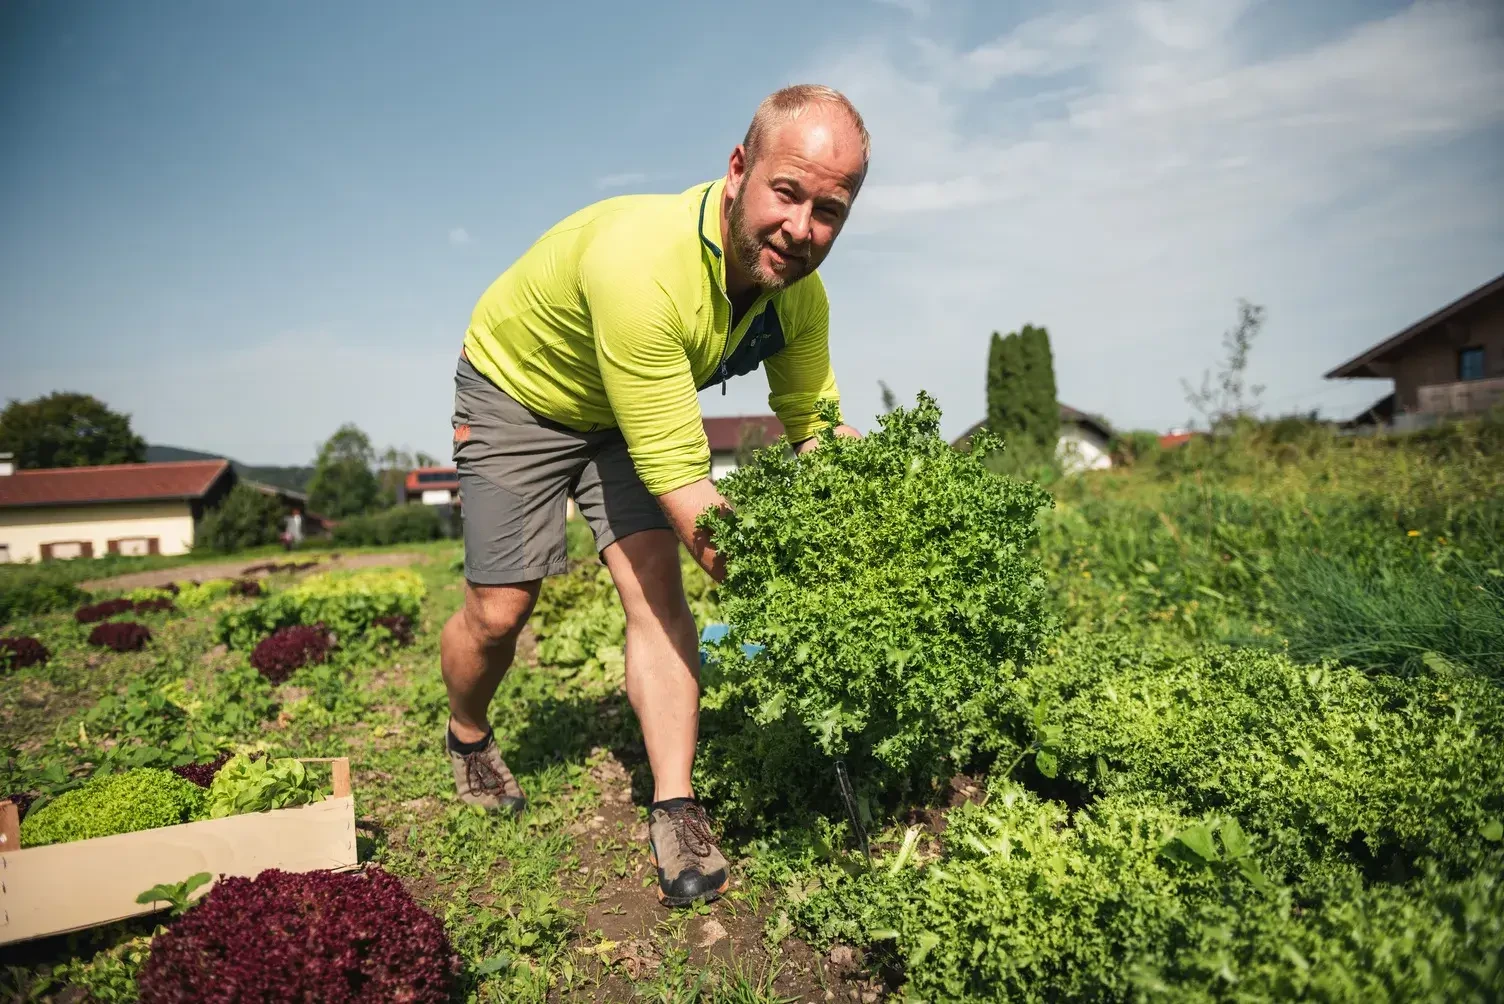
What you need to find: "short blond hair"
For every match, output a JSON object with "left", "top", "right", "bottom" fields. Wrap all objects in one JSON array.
[{"left": 742, "top": 84, "right": 870, "bottom": 170}]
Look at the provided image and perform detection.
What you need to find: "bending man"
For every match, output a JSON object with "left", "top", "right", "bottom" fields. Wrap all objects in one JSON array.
[{"left": 441, "top": 84, "right": 867, "bottom": 908}]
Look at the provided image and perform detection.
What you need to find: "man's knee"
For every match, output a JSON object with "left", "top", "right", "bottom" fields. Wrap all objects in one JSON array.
[
  {"left": 461, "top": 581, "right": 539, "bottom": 646},
  {"left": 604, "top": 531, "right": 693, "bottom": 628}
]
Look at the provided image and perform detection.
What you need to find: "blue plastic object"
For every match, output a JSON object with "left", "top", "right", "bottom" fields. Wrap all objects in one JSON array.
[{"left": 698, "top": 622, "right": 765, "bottom": 667}]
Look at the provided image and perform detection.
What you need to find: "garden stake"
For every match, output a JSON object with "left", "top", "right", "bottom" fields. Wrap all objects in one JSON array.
[{"left": 834, "top": 760, "right": 872, "bottom": 869}]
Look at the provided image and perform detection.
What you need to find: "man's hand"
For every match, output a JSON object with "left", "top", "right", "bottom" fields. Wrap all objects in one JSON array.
[
  {"left": 656, "top": 477, "right": 730, "bottom": 582},
  {"left": 795, "top": 423, "right": 862, "bottom": 454}
]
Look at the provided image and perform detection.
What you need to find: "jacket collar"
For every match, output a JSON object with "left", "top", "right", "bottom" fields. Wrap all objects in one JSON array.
[{"left": 697, "top": 178, "right": 728, "bottom": 295}]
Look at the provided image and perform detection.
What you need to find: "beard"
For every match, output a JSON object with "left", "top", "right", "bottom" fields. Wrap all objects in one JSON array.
[{"left": 728, "top": 188, "right": 806, "bottom": 291}]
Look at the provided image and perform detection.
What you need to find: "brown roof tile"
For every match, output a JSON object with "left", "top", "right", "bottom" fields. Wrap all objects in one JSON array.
[
  {"left": 0, "top": 460, "right": 231, "bottom": 508},
  {"left": 703, "top": 415, "right": 785, "bottom": 453}
]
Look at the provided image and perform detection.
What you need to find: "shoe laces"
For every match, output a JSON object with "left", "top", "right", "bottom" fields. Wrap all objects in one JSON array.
[
  {"left": 463, "top": 748, "right": 518, "bottom": 797},
  {"left": 667, "top": 801, "right": 717, "bottom": 858}
]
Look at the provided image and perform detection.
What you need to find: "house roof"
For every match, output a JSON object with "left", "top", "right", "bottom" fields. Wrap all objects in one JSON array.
[
  {"left": 703, "top": 415, "right": 785, "bottom": 454},
  {"left": 950, "top": 404, "right": 1114, "bottom": 450},
  {"left": 405, "top": 466, "right": 460, "bottom": 493},
  {"left": 0, "top": 460, "right": 232, "bottom": 509},
  {"left": 1058, "top": 404, "right": 1113, "bottom": 441},
  {"left": 1325, "top": 270, "right": 1504, "bottom": 379}
]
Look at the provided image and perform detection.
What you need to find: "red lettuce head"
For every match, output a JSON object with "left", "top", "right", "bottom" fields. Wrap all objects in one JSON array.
[
  {"left": 169, "top": 750, "right": 237, "bottom": 789},
  {"left": 249, "top": 624, "right": 334, "bottom": 684},
  {"left": 133, "top": 597, "right": 176, "bottom": 614},
  {"left": 0, "top": 636, "right": 50, "bottom": 672},
  {"left": 136, "top": 866, "right": 459, "bottom": 1003},
  {"left": 87, "top": 621, "right": 152, "bottom": 651},
  {"left": 75, "top": 598, "right": 135, "bottom": 623},
  {"left": 373, "top": 614, "right": 415, "bottom": 646}
]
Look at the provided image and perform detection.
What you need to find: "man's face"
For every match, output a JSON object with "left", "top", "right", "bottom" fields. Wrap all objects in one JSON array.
[{"left": 726, "top": 110, "right": 865, "bottom": 292}]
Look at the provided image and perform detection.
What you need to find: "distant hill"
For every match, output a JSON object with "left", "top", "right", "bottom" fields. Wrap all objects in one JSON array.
[{"left": 147, "top": 444, "right": 315, "bottom": 495}]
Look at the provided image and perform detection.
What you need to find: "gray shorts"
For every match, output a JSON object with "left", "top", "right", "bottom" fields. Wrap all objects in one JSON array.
[{"left": 450, "top": 354, "right": 671, "bottom": 585}]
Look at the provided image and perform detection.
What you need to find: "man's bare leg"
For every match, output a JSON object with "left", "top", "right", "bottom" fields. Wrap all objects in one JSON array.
[
  {"left": 441, "top": 580, "right": 541, "bottom": 744},
  {"left": 600, "top": 529, "right": 701, "bottom": 802}
]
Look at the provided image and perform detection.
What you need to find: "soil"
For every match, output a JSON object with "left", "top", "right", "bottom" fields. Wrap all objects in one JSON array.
[
  {"left": 78, "top": 552, "right": 427, "bottom": 592},
  {"left": 549, "top": 752, "right": 889, "bottom": 1003}
]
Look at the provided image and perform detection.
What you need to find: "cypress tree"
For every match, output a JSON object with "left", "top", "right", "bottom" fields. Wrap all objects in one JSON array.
[
  {"left": 1023, "top": 324, "right": 1060, "bottom": 448},
  {"left": 985, "top": 323, "right": 1059, "bottom": 449}
]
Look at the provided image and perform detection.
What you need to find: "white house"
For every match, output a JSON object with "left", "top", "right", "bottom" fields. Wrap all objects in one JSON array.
[
  {"left": 1054, "top": 404, "right": 1114, "bottom": 473},
  {"left": 0, "top": 458, "right": 236, "bottom": 563},
  {"left": 951, "top": 404, "right": 1116, "bottom": 473}
]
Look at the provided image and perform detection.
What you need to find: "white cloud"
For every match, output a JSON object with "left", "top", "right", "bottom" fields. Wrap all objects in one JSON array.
[
  {"left": 447, "top": 226, "right": 472, "bottom": 246},
  {"left": 738, "top": 0, "right": 1504, "bottom": 437},
  {"left": 595, "top": 171, "right": 650, "bottom": 190}
]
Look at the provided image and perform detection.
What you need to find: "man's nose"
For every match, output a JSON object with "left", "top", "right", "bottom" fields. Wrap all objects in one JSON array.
[{"left": 784, "top": 203, "right": 812, "bottom": 245}]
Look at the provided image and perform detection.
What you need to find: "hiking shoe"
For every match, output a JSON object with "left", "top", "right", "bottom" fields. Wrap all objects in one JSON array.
[
  {"left": 447, "top": 727, "right": 526, "bottom": 814},
  {"left": 647, "top": 798, "right": 730, "bottom": 907}
]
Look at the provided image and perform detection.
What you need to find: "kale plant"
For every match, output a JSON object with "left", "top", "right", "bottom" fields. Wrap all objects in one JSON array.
[{"left": 696, "top": 393, "right": 1053, "bottom": 819}]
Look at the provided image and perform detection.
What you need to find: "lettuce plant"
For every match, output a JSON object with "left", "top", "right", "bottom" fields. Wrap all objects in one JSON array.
[
  {"left": 695, "top": 393, "right": 1053, "bottom": 818},
  {"left": 249, "top": 624, "right": 334, "bottom": 683},
  {"left": 170, "top": 751, "right": 235, "bottom": 788},
  {"left": 198, "top": 754, "right": 324, "bottom": 818},
  {"left": 0, "top": 635, "right": 49, "bottom": 672},
  {"left": 132, "top": 597, "right": 175, "bottom": 615},
  {"left": 136, "top": 866, "right": 459, "bottom": 1002},
  {"left": 19, "top": 768, "right": 203, "bottom": 847},
  {"left": 87, "top": 621, "right": 152, "bottom": 652},
  {"left": 74, "top": 598, "right": 135, "bottom": 624},
  {"left": 216, "top": 569, "right": 425, "bottom": 650}
]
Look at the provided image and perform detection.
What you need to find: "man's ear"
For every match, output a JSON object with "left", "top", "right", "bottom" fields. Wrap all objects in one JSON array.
[{"left": 726, "top": 144, "right": 749, "bottom": 200}]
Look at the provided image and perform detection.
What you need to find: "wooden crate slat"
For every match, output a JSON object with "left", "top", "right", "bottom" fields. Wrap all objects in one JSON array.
[{"left": 0, "top": 758, "right": 357, "bottom": 945}]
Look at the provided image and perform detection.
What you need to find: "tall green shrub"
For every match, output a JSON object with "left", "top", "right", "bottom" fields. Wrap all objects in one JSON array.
[
  {"left": 195, "top": 483, "right": 285, "bottom": 553},
  {"left": 330, "top": 504, "right": 443, "bottom": 546},
  {"left": 986, "top": 323, "right": 1059, "bottom": 450}
]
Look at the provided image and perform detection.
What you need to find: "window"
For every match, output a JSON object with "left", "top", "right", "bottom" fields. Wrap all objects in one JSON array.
[
  {"left": 108, "top": 537, "right": 159, "bottom": 556},
  {"left": 0, "top": 544, "right": 9, "bottom": 563},
  {"left": 1459, "top": 346, "right": 1485, "bottom": 381}
]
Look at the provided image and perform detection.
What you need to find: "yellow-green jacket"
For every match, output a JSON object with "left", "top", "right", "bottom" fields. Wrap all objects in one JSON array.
[{"left": 462, "top": 177, "right": 841, "bottom": 495}]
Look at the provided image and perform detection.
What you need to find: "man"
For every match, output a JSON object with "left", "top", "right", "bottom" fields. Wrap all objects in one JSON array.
[{"left": 441, "top": 84, "right": 867, "bottom": 908}]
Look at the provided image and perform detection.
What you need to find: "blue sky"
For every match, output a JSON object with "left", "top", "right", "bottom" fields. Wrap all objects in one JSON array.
[{"left": 3, "top": 0, "right": 1501, "bottom": 465}]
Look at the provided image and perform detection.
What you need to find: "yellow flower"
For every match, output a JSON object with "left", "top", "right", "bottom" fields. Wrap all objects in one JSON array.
[{"left": 1407, "top": 530, "right": 1420, "bottom": 537}]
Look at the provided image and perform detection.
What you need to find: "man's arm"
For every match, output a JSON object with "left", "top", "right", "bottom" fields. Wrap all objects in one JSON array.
[
  {"left": 656, "top": 477, "right": 731, "bottom": 582},
  {"left": 582, "top": 242, "right": 732, "bottom": 579}
]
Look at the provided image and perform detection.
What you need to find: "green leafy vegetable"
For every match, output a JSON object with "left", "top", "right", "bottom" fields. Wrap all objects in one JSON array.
[
  {"left": 198, "top": 754, "right": 325, "bottom": 819},
  {"left": 19, "top": 768, "right": 204, "bottom": 847},
  {"left": 695, "top": 393, "right": 1054, "bottom": 823}
]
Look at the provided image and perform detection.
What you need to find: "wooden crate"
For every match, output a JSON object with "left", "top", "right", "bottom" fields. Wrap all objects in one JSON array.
[{"left": 0, "top": 757, "right": 358, "bottom": 945}]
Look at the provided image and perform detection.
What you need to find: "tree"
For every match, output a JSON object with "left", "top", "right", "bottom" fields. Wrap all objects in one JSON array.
[
  {"left": 0, "top": 391, "right": 147, "bottom": 469},
  {"left": 195, "top": 483, "right": 285, "bottom": 553},
  {"left": 1181, "top": 299, "right": 1266, "bottom": 431},
  {"left": 878, "top": 380, "right": 898, "bottom": 414},
  {"left": 985, "top": 323, "right": 1059, "bottom": 450},
  {"left": 307, "top": 424, "right": 381, "bottom": 519}
]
